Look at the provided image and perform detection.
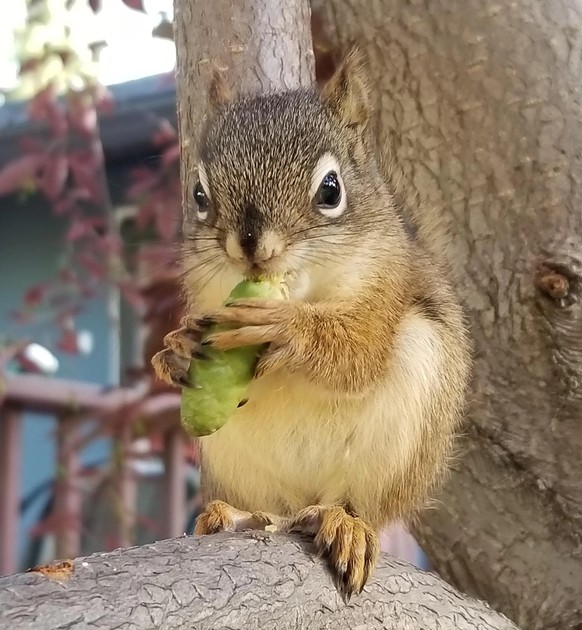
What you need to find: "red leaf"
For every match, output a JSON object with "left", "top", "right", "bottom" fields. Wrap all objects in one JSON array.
[
  {"left": 24, "top": 283, "right": 49, "bottom": 306},
  {"left": 161, "top": 143, "right": 180, "bottom": 166},
  {"left": 94, "top": 86, "right": 115, "bottom": 115},
  {"left": 66, "top": 217, "right": 104, "bottom": 241},
  {"left": 68, "top": 95, "right": 98, "bottom": 137},
  {"left": 76, "top": 252, "right": 106, "bottom": 278},
  {"left": 127, "top": 174, "right": 157, "bottom": 201},
  {"left": 121, "top": 0, "right": 145, "bottom": 11},
  {"left": 28, "top": 86, "right": 68, "bottom": 136},
  {"left": 69, "top": 188, "right": 93, "bottom": 202},
  {"left": 59, "top": 268, "right": 77, "bottom": 283},
  {"left": 134, "top": 198, "right": 156, "bottom": 229},
  {"left": 53, "top": 188, "right": 91, "bottom": 214},
  {"left": 118, "top": 281, "right": 145, "bottom": 310},
  {"left": 97, "top": 233, "right": 122, "bottom": 256},
  {"left": 57, "top": 329, "right": 79, "bottom": 354},
  {"left": 54, "top": 197, "right": 75, "bottom": 215},
  {"left": 66, "top": 219, "right": 91, "bottom": 242},
  {"left": 154, "top": 198, "right": 179, "bottom": 241},
  {"left": 47, "top": 105, "right": 68, "bottom": 137},
  {"left": 0, "top": 155, "right": 44, "bottom": 196},
  {"left": 27, "top": 85, "right": 56, "bottom": 120},
  {"left": 39, "top": 153, "right": 69, "bottom": 200},
  {"left": 152, "top": 120, "right": 177, "bottom": 147},
  {"left": 18, "top": 137, "right": 42, "bottom": 154},
  {"left": 137, "top": 243, "right": 178, "bottom": 270},
  {"left": 68, "top": 150, "right": 104, "bottom": 204},
  {"left": 130, "top": 166, "right": 154, "bottom": 180}
]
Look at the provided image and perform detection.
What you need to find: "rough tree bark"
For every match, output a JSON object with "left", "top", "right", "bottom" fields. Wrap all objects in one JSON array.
[
  {"left": 0, "top": 532, "right": 520, "bottom": 630},
  {"left": 310, "top": 1, "right": 582, "bottom": 628}
]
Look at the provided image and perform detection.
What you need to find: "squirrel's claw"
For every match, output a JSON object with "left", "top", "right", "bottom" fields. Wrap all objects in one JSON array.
[
  {"left": 163, "top": 317, "right": 210, "bottom": 358},
  {"left": 289, "top": 505, "right": 379, "bottom": 602},
  {"left": 152, "top": 315, "right": 212, "bottom": 387},
  {"left": 151, "top": 348, "right": 191, "bottom": 387}
]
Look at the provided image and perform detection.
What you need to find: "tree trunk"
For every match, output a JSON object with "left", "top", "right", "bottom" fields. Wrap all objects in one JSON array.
[
  {"left": 310, "top": 1, "right": 582, "bottom": 628},
  {"left": 0, "top": 531, "right": 521, "bottom": 630}
]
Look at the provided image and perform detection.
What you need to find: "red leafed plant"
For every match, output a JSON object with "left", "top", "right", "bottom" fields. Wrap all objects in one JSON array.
[
  {"left": 0, "top": 0, "right": 191, "bottom": 559},
  {"left": 1, "top": 0, "right": 184, "bottom": 364}
]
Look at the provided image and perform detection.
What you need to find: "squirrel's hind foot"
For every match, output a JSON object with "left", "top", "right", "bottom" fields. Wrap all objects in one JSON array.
[
  {"left": 194, "top": 500, "right": 279, "bottom": 535},
  {"left": 289, "top": 505, "right": 379, "bottom": 602}
]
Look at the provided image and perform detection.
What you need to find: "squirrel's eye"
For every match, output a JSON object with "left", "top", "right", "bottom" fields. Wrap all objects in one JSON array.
[
  {"left": 316, "top": 172, "right": 341, "bottom": 208},
  {"left": 315, "top": 171, "right": 346, "bottom": 218},
  {"left": 193, "top": 181, "right": 209, "bottom": 220},
  {"left": 310, "top": 154, "right": 347, "bottom": 219}
]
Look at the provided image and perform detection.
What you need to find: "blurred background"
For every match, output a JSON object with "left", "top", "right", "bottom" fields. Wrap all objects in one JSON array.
[{"left": 0, "top": 0, "right": 424, "bottom": 577}]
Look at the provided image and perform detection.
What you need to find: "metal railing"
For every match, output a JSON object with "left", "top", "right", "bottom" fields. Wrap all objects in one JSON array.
[{"left": 0, "top": 373, "right": 189, "bottom": 576}]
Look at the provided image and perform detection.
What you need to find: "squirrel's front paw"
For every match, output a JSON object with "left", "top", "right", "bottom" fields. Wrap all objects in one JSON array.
[
  {"left": 290, "top": 505, "right": 379, "bottom": 602},
  {"left": 201, "top": 298, "right": 302, "bottom": 358},
  {"left": 151, "top": 315, "right": 211, "bottom": 387}
]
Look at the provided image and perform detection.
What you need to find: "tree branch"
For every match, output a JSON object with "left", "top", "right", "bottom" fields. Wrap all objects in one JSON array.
[{"left": 0, "top": 532, "right": 520, "bottom": 629}]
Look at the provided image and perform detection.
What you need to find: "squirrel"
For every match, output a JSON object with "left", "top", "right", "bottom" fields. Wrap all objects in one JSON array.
[{"left": 151, "top": 44, "right": 472, "bottom": 601}]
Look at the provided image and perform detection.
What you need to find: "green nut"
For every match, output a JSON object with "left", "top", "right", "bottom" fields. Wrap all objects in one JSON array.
[{"left": 180, "top": 277, "right": 286, "bottom": 437}]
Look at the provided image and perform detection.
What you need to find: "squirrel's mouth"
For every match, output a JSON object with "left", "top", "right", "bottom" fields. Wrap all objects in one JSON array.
[
  {"left": 238, "top": 257, "right": 287, "bottom": 279},
  {"left": 234, "top": 257, "right": 308, "bottom": 300},
  {"left": 248, "top": 263, "right": 266, "bottom": 276}
]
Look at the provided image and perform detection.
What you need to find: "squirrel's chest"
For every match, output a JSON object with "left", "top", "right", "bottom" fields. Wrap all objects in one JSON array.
[{"left": 198, "top": 370, "right": 423, "bottom": 514}]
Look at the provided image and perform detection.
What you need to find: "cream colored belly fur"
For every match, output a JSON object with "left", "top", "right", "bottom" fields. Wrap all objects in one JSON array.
[{"left": 200, "top": 313, "right": 443, "bottom": 525}]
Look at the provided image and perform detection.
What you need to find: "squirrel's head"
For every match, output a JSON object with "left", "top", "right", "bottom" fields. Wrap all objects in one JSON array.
[{"left": 184, "top": 45, "right": 406, "bottom": 301}]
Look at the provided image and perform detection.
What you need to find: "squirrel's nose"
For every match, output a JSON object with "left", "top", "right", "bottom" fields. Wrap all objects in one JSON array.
[
  {"left": 225, "top": 231, "right": 284, "bottom": 263},
  {"left": 238, "top": 203, "right": 262, "bottom": 260},
  {"left": 253, "top": 232, "right": 285, "bottom": 262},
  {"left": 240, "top": 230, "right": 258, "bottom": 259}
]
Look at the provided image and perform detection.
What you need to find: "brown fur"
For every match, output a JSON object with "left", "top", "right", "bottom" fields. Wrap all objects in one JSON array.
[{"left": 151, "top": 43, "right": 472, "bottom": 601}]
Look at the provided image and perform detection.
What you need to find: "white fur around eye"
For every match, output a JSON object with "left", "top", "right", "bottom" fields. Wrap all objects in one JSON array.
[
  {"left": 196, "top": 163, "right": 211, "bottom": 220},
  {"left": 310, "top": 153, "right": 347, "bottom": 219}
]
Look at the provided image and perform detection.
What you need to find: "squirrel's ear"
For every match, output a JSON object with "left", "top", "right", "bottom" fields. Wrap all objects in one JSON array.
[
  {"left": 321, "top": 42, "right": 372, "bottom": 128},
  {"left": 208, "top": 69, "right": 233, "bottom": 110}
]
